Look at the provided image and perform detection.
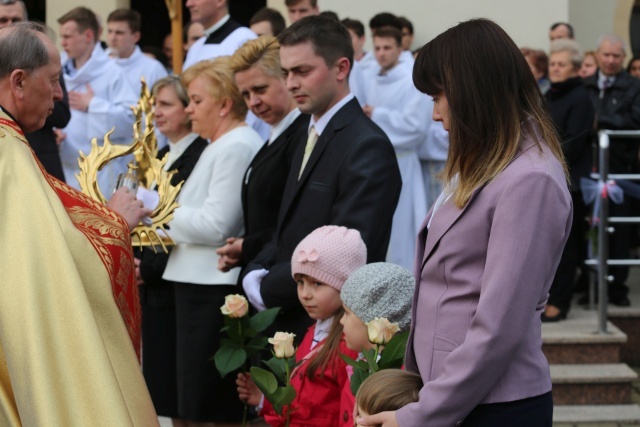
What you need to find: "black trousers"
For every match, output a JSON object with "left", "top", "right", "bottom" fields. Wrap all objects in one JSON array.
[
  {"left": 548, "top": 190, "right": 588, "bottom": 312},
  {"left": 462, "top": 392, "right": 553, "bottom": 427}
]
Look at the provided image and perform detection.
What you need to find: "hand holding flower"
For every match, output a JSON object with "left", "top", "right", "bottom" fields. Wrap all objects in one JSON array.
[{"left": 236, "top": 372, "right": 263, "bottom": 406}]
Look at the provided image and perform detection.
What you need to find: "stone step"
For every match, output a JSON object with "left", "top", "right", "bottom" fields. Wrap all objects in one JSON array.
[
  {"left": 553, "top": 404, "right": 640, "bottom": 424},
  {"left": 542, "top": 310, "right": 626, "bottom": 364},
  {"left": 550, "top": 364, "right": 638, "bottom": 405}
]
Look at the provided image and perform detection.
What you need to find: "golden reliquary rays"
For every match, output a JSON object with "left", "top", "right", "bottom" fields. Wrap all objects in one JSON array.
[{"left": 76, "top": 78, "right": 183, "bottom": 253}]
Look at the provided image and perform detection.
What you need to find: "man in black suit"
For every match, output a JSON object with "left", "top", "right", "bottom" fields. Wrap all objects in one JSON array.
[{"left": 243, "top": 15, "right": 402, "bottom": 339}]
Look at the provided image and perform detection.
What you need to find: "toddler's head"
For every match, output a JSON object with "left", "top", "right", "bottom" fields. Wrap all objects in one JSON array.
[
  {"left": 291, "top": 225, "right": 367, "bottom": 320},
  {"left": 355, "top": 369, "right": 422, "bottom": 424},
  {"left": 340, "top": 262, "right": 414, "bottom": 351}
]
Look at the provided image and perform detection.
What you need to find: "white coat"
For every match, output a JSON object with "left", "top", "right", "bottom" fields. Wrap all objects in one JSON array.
[{"left": 163, "top": 126, "right": 263, "bottom": 285}]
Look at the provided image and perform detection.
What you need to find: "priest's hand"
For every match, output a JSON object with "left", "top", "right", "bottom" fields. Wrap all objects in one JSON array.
[
  {"left": 69, "top": 84, "right": 95, "bottom": 112},
  {"left": 107, "top": 187, "right": 152, "bottom": 231}
]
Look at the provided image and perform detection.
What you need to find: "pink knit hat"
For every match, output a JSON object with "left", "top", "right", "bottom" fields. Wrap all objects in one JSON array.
[{"left": 291, "top": 225, "right": 367, "bottom": 291}]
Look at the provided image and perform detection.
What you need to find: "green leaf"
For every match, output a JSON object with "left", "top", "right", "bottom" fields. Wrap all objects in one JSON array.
[
  {"left": 214, "top": 346, "right": 247, "bottom": 378},
  {"left": 263, "top": 357, "right": 287, "bottom": 385},
  {"left": 245, "top": 336, "right": 269, "bottom": 357},
  {"left": 378, "top": 331, "right": 409, "bottom": 369},
  {"left": 250, "top": 307, "right": 281, "bottom": 332},
  {"left": 340, "top": 353, "right": 361, "bottom": 369},
  {"left": 250, "top": 367, "right": 279, "bottom": 395},
  {"left": 357, "top": 360, "right": 368, "bottom": 370},
  {"left": 350, "top": 367, "right": 369, "bottom": 396},
  {"left": 271, "top": 385, "right": 296, "bottom": 414}
]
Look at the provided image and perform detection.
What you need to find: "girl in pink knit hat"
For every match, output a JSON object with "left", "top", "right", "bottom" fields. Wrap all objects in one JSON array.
[{"left": 237, "top": 225, "right": 366, "bottom": 427}]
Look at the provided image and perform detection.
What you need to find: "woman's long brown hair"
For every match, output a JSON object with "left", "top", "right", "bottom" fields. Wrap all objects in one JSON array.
[{"left": 413, "top": 19, "right": 568, "bottom": 208}]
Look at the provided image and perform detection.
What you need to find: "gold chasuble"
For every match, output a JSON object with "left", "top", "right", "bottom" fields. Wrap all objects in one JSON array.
[{"left": 0, "top": 111, "right": 157, "bottom": 426}]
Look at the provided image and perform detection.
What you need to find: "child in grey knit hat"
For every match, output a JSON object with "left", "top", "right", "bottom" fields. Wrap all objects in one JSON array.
[{"left": 339, "top": 262, "right": 415, "bottom": 354}]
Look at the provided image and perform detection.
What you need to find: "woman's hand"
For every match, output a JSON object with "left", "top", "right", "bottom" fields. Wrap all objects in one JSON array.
[
  {"left": 236, "top": 372, "right": 262, "bottom": 406},
  {"left": 106, "top": 187, "right": 152, "bottom": 231},
  {"left": 357, "top": 411, "right": 399, "bottom": 427},
  {"left": 216, "top": 237, "right": 244, "bottom": 272}
]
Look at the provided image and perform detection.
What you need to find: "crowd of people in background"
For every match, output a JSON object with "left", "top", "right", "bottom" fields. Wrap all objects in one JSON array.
[{"left": 1, "top": 0, "right": 640, "bottom": 426}]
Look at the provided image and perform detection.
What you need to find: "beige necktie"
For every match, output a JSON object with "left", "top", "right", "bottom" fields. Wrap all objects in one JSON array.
[{"left": 299, "top": 126, "right": 318, "bottom": 179}]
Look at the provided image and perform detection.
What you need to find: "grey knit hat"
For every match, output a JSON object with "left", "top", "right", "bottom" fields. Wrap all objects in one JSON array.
[{"left": 341, "top": 262, "right": 415, "bottom": 332}]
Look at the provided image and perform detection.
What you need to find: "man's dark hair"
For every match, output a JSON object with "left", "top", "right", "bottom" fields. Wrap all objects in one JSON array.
[
  {"left": 57, "top": 7, "right": 99, "bottom": 41},
  {"left": 341, "top": 18, "right": 365, "bottom": 38},
  {"left": 319, "top": 11, "right": 339, "bottom": 22},
  {"left": 249, "top": 7, "right": 285, "bottom": 37},
  {"left": 369, "top": 12, "right": 402, "bottom": 32},
  {"left": 285, "top": 0, "right": 317, "bottom": 6},
  {"left": 107, "top": 8, "right": 141, "bottom": 33},
  {"left": 398, "top": 17, "right": 413, "bottom": 35},
  {"left": 373, "top": 26, "right": 402, "bottom": 47},
  {"left": 278, "top": 15, "right": 354, "bottom": 75},
  {"left": 550, "top": 22, "right": 574, "bottom": 38}
]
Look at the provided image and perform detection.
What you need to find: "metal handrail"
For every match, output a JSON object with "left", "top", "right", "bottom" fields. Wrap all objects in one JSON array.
[{"left": 589, "top": 130, "right": 640, "bottom": 334}]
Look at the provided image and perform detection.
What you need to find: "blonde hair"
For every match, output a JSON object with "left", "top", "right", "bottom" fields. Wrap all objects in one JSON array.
[
  {"left": 181, "top": 56, "right": 248, "bottom": 120},
  {"left": 356, "top": 369, "right": 422, "bottom": 414},
  {"left": 229, "top": 35, "right": 283, "bottom": 79}
]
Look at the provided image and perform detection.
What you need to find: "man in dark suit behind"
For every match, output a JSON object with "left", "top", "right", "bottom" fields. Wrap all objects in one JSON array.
[
  {"left": 242, "top": 15, "right": 402, "bottom": 339},
  {"left": 0, "top": 0, "right": 70, "bottom": 181}
]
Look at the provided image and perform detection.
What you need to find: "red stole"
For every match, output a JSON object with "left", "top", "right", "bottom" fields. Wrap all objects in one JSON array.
[{"left": 10, "top": 119, "right": 142, "bottom": 360}]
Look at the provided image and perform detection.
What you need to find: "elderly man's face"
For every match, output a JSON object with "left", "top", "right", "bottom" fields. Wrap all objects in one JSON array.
[
  {"left": 18, "top": 35, "right": 63, "bottom": 132},
  {"left": 597, "top": 39, "right": 625, "bottom": 77},
  {"left": 0, "top": 3, "right": 24, "bottom": 29}
]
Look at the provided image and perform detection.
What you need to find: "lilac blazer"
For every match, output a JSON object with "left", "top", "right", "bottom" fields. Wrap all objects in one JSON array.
[{"left": 396, "top": 137, "right": 572, "bottom": 427}]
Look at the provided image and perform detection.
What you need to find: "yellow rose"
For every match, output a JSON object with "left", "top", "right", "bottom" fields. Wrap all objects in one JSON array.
[
  {"left": 220, "top": 294, "right": 249, "bottom": 318},
  {"left": 366, "top": 317, "right": 401, "bottom": 345},
  {"left": 268, "top": 332, "right": 296, "bottom": 358}
]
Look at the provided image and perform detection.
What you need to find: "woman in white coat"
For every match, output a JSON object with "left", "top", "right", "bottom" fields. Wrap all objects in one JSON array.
[{"left": 162, "top": 57, "right": 263, "bottom": 427}]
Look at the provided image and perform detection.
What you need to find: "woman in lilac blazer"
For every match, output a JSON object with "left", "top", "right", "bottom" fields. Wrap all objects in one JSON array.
[{"left": 358, "top": 19, "right": 572, "bottom": 427}]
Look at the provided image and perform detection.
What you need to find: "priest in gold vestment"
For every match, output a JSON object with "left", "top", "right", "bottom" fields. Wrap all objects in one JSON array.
[{"left": 0, "top": 22, "right": 157, "bottom": 426}]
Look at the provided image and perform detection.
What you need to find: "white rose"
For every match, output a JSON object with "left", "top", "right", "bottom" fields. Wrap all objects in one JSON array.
[
  {"left": 220, "top": 294, "right": 249, "bottom": 318},
  {"left": 366, "top": 317, "right": 401, "bottom": 345},
  {"left": 268, "top": 332, "right": 296, "bottom": 358}
]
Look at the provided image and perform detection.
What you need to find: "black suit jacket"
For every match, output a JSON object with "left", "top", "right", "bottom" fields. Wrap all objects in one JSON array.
[
  {"left": 246, "top": 98, "right": 402, "bottom": 337},
  {"left": 139, "top": 136, "right": 208, "bottom": 306},
  {"left": 583, "top": 70, "right": 640, "bottom": 172},
  {"left": 241, "top": 113, "right": 309, "bottom": 265},
  {"left": 25, "top": 74, "right": 70, "bottom": 182}
]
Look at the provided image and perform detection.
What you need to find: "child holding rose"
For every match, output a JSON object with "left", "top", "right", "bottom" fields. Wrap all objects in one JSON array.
[
  {"left": 237, "top": 225, "right": 365, "bottom": 426},
  {"left": 339, "top": 262, "right": 415, "bottom": 427}
]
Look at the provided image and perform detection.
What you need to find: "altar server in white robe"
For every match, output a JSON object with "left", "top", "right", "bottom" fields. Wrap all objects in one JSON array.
[
  {"left": 106, "top": 9, "right": 168, "bottom": 95},
  {"left": 106, "top": 9, "right": 168, "bottom": 149},
  {"left": 58, "top": 7, "right": 137, "bottom": 195},
  {"left": 360, "top": 26, "right": 429, "bottom": 270},
  {"left": 417, "top": 102, "right": 449, "bottom": 209}
]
